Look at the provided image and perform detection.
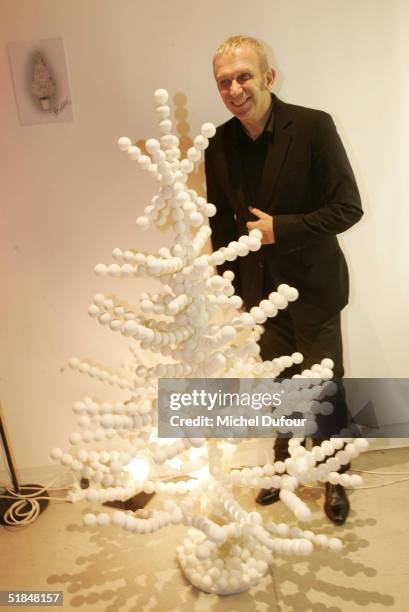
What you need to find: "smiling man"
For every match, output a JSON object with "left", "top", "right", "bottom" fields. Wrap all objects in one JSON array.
[
  {"left": 214, "top": 43, "right": 273, "bottom": 140},
  {"left": 205, "top": 35, "right": 363, "bottom": 524}
]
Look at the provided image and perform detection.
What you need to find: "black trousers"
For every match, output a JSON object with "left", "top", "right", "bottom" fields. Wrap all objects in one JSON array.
[{"left": 259, "top": 307, "right": 348, "bottom": 463}]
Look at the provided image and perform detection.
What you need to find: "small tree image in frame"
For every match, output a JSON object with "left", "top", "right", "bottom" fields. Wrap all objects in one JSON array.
[
  {"left": 31, "top": 52, "right": 56, "bottom": 111},
  {"left": 8, "top": 37, "right": 73, "bottom": 126}
]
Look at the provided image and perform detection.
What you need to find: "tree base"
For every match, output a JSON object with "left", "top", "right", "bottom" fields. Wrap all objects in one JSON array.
[{"left": 176, "top": 528, "right": 270, "bottom": 595}]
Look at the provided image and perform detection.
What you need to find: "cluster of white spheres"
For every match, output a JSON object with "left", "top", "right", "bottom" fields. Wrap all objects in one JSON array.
[
  {"left": 118, "top": 88, "right": 218, "bottom": 239},
  {"left": 177, "top": 529, "right": 271, "bottom": 594},
  {"left": 51, "top": 88, "right": 372, "bottom": 597}
]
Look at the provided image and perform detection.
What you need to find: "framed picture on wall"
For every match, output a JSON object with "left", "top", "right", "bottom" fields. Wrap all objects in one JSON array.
[{"left": 7, "top": 37, "right": 73, "bottom": 126}]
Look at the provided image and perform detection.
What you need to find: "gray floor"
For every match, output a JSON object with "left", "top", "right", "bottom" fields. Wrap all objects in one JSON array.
[{"left": 1, "top": 447, "right": 408, "bottom": 612}]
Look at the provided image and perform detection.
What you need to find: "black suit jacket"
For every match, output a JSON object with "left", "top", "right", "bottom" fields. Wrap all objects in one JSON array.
[{"left": 204, "top": 95, "right": 363, "bottom": 322}]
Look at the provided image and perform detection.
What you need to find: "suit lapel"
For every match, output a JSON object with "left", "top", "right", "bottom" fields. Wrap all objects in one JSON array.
[{"left": 260, "top": 96, "right": 293, "bottom": 213}]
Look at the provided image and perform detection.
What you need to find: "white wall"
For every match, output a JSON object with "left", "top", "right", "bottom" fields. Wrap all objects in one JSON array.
[{"left": 1, "top": 0, "right": 408, "bottom": 470}]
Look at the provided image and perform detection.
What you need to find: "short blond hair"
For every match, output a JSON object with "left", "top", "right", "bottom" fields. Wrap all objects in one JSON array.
[{"left": 213, "top": 35, "right": 269, "bottom": 74}]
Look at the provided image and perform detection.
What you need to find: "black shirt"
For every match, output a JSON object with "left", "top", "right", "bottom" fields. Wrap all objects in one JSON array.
[
  {"left": 236, "top": 98, "right": 276, "bottom": 294},
  {"left": 236, "top": 99, "right": 275, "bottom": 210}
]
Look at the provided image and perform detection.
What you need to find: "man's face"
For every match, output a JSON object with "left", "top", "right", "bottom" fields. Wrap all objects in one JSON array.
[{"left": 214, "top": 46, "right": 273, "bottom": 124}]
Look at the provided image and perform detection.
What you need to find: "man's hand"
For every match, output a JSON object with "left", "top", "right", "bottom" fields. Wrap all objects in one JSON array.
[{"left": 246, "top": 207, "right": 275, "bottom": 244}]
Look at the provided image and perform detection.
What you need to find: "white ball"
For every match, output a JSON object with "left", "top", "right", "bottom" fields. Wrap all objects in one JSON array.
[
  {"left": 86, "top": 489, "right": 100, "bottom": 503},
  {"left": 189, "top": 211, "right": 203, "bottom": 227},
  {"left": 250, "top": 306, "right": 267, "bottom": 324},
  {"left": 276, "top": 522, "right": 289, "bottom": 537},
  {"left": 201, "top": 123, "right": 216, "bottom": 138},
  {"left": 117, "top": 136, "right": 132, "bottom": 151},
  {"left": 71, "top": 460, "right": 83, "bottom": 472},
  {"left": 328, "top": 471, "right": 340, "bottom": 484},
  {"left": 159, "top": 119, "right": 172, "bottom": 133},
  {"left": 298, "top": 539, "right": 313, "bottom": 555},
  {"left": 97, "top": 513, "right": 111, "bottom": 527},
  {"left": 128, "top": 146, "right": 141, "bottom": 160},
  {"left": 259, "top": 300, "right": 277, "bottom": 317},
  {"left": 94, "top": 264, "right": 107, "bottom": 276},
  {"left": 101, "top": 414, "right": 114, "bottom": 429},
  {"left": 249, "top": 228, "right": 262, "bottom": 240},
  {"left": 321, "top": 358, "right": 334, "bottom": 369},
  {"left": 223, "top": 247, "right": 236, "bottom": 261},
  {"left": 193, "top": 135, "right": 209, "bottom": 150},
  {"left": 321, "top": 367, "right": 334, "bottom": 379},
  {"left": 162, "top": 134, "right": 179, "bottom": 147},
  {"left": 331, "top": 438, "right": 345, "bottom": 450},
  {"left": 112, "top": 247, "right": 122, "bottom": 258},
  {"left": 328, "top": 537, "right": 343, "bottom": 552},
  {"left": 236, "top": 242, "right": 249, "bottom": 256},
  {"left": 268, "top": 292, "right": 287, "bottom": 308},
  {"left": 339, "top": 474, "right": 350, "bottom": 487},
  {"left": 154, "top": 88, "right": 169, "bottom": 105},
  {"left": 221, "top": 325, "right": 236, "bottom": 340},
  {"left": 50, "top": 447, "right": 63, "bottom": 460},
  {"left": 145, "top": 138, "right": 161, "bottom": 154},
  {"left": 312, "top": 446, "right": 325, "bottom": 462},
  {"left": 138, "top": 154, "right": 151, "bottom": 169},
  {"left": 223, "top": 270, "right": 235, "bottom": 281},
  {"left": 83, "top": 513, "right": 97, "bottom": 528},
  {"left": 286, "top": 287, "right": 299, "bottom": 302},
  {"left": 248, "top": 237, "right": 261, "bottom": 251},
  {"left": 316, "top": 534, "right": 329, "bottom": 548},
  {"left": 152, "top": 149, "right": 166, "bottom": 163},
  {"left": 189, "top": 438, "right": 205, "bottom": 448},
  {"left": 125, "top": 516, "right": 137, "bottom": 532},
  {"left": 292, "top": 446, "right": 306, "bottom": 459},
  {"left": 205, "top": 203, "right": 217, "bottom": 217},
  {"left": 161, "top": 172, "right": 175, "bottom": 186},
  {"left": 193, "top": 257, "right": 209, "bottom": 273},
  {"left": 154, "top": 450, "right": 167, "bottom": 464},
  {"left": 240, "top": 312, "right": 255, "bottom": 327},
  {"left": 108, "top": 263, "right": 121, "bottom": 277},
  {"left": 277, "top": 283, "right": 291, "bottom": 295},
  {"left": 147, "top": 164, "right": 159, "bottom": 178},
  {"left": 136, "top": 216, "right": 150, "bottom": 230},
  {"left": 69, "top": 433, "right": 82, "bottom": 445},
  {"left": 77, "top": 449, "right": 88, "bottom": 462},
  {"left": 187, "top": 147, "right": 202, "bottom": 162},
  {"left": 291, "top": 352, "right": 304, "bottom": 364},
  {"left": 93, "top": 293, "right": 105, "bottom": 305},
  {"left": 123, "top": 320, "right": 139, "bottom": 336},
  {"left": 155, "top": 104, "right": 170, "bottom": 118},
  {"left": 112, "top": 511, "right": 126, "bottom": 528},
  {"left": 88, "top": 304, "right": 100, "bottom": 317},
  {"left": 334, "top": 447, "right": 351, "bottom": 465},
  {"left": 274, "top": 460, "right": 286, "bottom": 474},
  {"left": 355, "top": 438, "right": 369, "bottom": 452},
  {"left": 212, "top": 252, "right": 225, "bottom": 265},
  {"left": 321, "top": 440, "right": 335, "bottom": 455},
  {"left": 196, "top": 544, "right": 210, "bottom": 560},
  {"left": 229, "top": 295, "right": 242, "bottom": 309},
  {"left": 180, "top": 159, "right": 194, "bottom": 173},
  {"left": 121, "top": 263, "right": 134, "bottom": 276}
]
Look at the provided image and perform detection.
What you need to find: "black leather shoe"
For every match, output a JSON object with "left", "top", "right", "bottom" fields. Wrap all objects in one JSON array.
[
  {"left": 324, "top": 483, "right": 350, "bottom": 524},
  {"left": 255, "top": 488, "right": 280, "bottom": 506}
]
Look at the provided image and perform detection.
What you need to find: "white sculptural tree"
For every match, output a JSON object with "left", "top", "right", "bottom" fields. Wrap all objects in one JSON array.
[{"left": 51, "top": 89, "right": 368, "bottom": 595}]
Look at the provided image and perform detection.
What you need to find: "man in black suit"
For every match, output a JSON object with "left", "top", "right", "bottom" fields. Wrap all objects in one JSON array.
[{"left": 205, "top": 35, "right": 363, "bottom": 524}]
